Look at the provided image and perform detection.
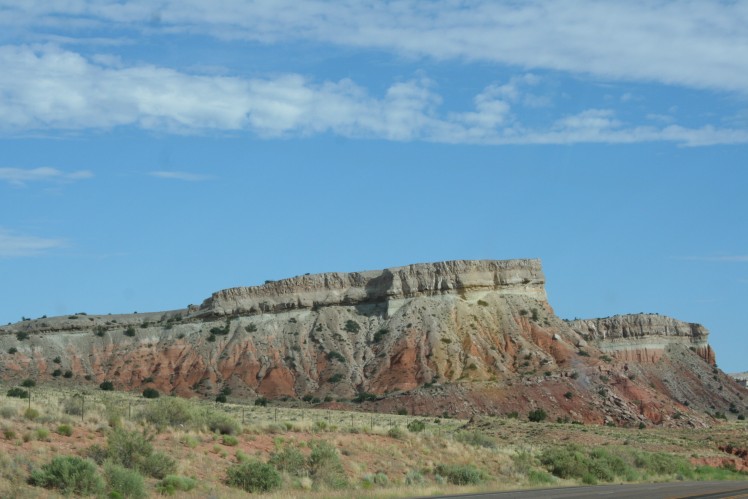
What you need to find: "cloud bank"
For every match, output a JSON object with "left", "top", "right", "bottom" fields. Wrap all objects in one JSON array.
[
  {"left": 2, "top": 1, "right": 748, "bottom": 94},
  {"left": 1, "top": 45, "right": 746, "bottom": 146},
  {"left": 0, "top": 228, "right": 66, "bottom": 257}
]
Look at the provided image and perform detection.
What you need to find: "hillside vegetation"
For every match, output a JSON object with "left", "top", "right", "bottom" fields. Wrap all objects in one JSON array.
[{"left": 1, "top": 383, "right": 747, "bottom": 498}]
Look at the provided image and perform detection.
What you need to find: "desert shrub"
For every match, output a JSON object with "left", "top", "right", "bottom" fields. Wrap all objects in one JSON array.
[
  {"left": 21, "top": 379, "right": 35, "bottom": 388},
  {"left": 3, "top": 428, "right": 16, "bottom": 439},
  {"left": 155, "top": 475, "right": 197, "bottom": 495},
  {"left": 57, "top": 424, "right": 73, "bottom": 436},
  {"left": 245, "top": 323, "right": 257, "bottom": 333},
  {"left": 35, "top": 428, "right": 50, "bottom": 441},
  {"left": 361, "top": 472, "right": 389, "bottom": 488},
  {"left": 352, "top": 392, "right": 377, "bottom": 403},
  {"left": 104, "top": 462, "right": 146, "bottom": 499},
  {"left": 528, "top": 408, "right": 547, "bottom": 422},
  {"left": 255, "top": 397, "right": 269, "bottom": 406},
  {"left": 139, "top": 397, "right": 193, "bottom": 429},
  {"left": 344, "top": 320, "right": 360, "bottom": 333},
  {"left": 327, "top": 351, "right": 345, "bottom": 362},
  {"left": 541, "top": 445, "right": 640, "bottom": 484},
  {"left": 63, "top": 370, "right": 73, "bottom": 378},
  {"left": 62, "top": 396, "right": 84, "bottom": 416},
  {"left": 455, "top": 430, "right": 496, "bottom": 448},
  {"left": 142, "top": 388, "right": 159, "bottom": 399},
  {"left": 633, "top": 451, "right": 692, "bottom": 477},
  {"left": 226, "top": 461, "right": 282, "bottom": 493},
  {"left": 202, "top": 409, "right": 241, "bottom": 435},
  {"left": 86, "top": 444, "right": 109, "bottom": 465},
  {"left": 308, "top": 440, "right": 347, "bottom": 488},
  {"left": 140, "top": 452, "right": 177, "bottom": 479},
  {"left": 100, "top": 381, "right": 114, "bottom": 391},
  {"left": 7, "top": 347, "right": 17, "bottom": 354},
  {"left": 269, "top": 446, "right": 306, "bottom": 476},
  {"left": 528, "top": 470, "right": 555, "bottom": 485},
  {"left": 215, "top": 394, "right": 227, "bottom": 403},
  {"left": 16, "top": 331, "right": 29, "bottom": 341},
  {"left": 52, "top": 369, "right": 62, "bottom": 377},
  {"left": 387, "top": 426, "right": 405, "bottom": 439},
  {"left": 23, "top": 407, "right": 40, "bottom": 421},
  {"left": 222, "top": 435, "right": 238, "bottom": 446},
  {"left": 407, "top": 420, "right": 426, "bottom": 433},
  {"left": 124, "top": 326, "right": 136, "bottom": 337},
  {"left": 435, "top": 464, "right": 485, "bottom": 485},
  {"left": 329, "top": 373, "right": 344, "bottom": 383},
  {"left": 106, "top": 428, "right": 153, "bottom": 470},
  {"left": 29, "top": 456, "right": 104, "bottom": 496},
  {"left": 372, "top": 328, "right": 389, "bottom": 343},
  {"left": 7, "top": 387, "right": 29, "bottom": 399},
  {"left": 405, "top": 469, "right": 425, "bottom": 485}
]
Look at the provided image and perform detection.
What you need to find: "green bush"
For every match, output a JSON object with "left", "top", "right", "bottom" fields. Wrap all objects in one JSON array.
[
  {"left": 57, "top": 424, "right": 73, "bottom": 436},
  {"left": 226, "top": 461, "right": 282, "bottom": 493},
  {"left": 21, "top": 379, "right": 36, "bottom": 388},
  {"left": 105, "top": 462, "right": 146, "bottom": 499},
  {"left": 372, "top": 329, "right": 389, "bottom": 343},
  {"left": 269, "top": 446, "right": 306, "bottom": 476},
  {"left": 100, "top": 381, "right": 114, "bottom": 391},
  {"left": 7, "top": 387, "right": 29, "bottom": 399},
  {"left": 222, "top": 435, "right": 239, "bottom": 446},
  {"left": 139, "top": 397, "right": 193, "bottom": 429},
  {"left": 140, "top": 451, "right": 177, "bottom": 479},
  {"left": 106, "top": 428, "right": 153, "bottom": 470},
  {"left": 52, "top": 369, "right": 62, "bottom": 377},
  {"left": 155, "top": 475, "right": 197, "bottom": 495},
  {"left": 255, "top": 397, "right": 269, "bottom": 406},
  {"left": 327, "top": 351, "right": 345, "bottom": 362},
  {"left": 528, "top": 408, "right": 547, "bottom": 422},
  {"left": 215, "top": 393, "right": 227, "bottom": 403},
  {"left": 387, "top": 426, "right": 405, "bottom": 439},
  {"left": 7, "top": 347, "right": 17, "bottom": 354},
  {"left": 29, "top": 456, "right": 105, "bottom": 496},
  {"left": 124, "top": 326, "right": 136, "bottom": 337},
  {"left": 405, "top": 470, "right": 425, "bottom": 485},
  {"left": 344, "top": 320, "right": 360, "bottom": 333},
  {"left": 435, "top": 464, "right": 485, "bottom": 485},
  {"left": 308, "top": 440, "right": 347, "bottom": 488},
  {"left": 329, "top": 373, "right": 344, "bottom": 383},
  {"left": 16, "top": 331, "right": 29, "bottom": 341},
  {"left": 203, "top": 409, "right": 242, "bottom": 435},
  {"left": 407, "top": 420, "right": 426, "bottom": 433},
  {"left": 142, "top": 388, "right": 159, "bottom": 399},
  {"left": 24, "top": 407, "right": 40, "bottom": 420}
]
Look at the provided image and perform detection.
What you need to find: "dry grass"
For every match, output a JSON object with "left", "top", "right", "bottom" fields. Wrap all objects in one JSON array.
[{"left": 0, "top": 382, "right": 746, "bottom": 497}]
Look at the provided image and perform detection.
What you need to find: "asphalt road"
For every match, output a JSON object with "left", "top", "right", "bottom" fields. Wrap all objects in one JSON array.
[{"left": 421, "top": 481, "right": 748, "bottom": 499}]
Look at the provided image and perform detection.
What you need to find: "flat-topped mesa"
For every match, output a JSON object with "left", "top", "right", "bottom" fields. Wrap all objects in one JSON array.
[
  {"left": 569, "top": 313, "right": 715, "bottom": 364},
  {"left": 195, "top": 258, "right": 546, "bottom": 317}
]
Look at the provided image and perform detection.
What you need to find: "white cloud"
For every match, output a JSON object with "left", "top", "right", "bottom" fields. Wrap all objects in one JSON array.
[
  {"left": 149, "top": 171, "right": 212, "bottom": 181},
  {"left": 0, "top": 228, "right": 66, "bottom": 257},
  {"left": 3, "top": 1, "right": 748, "bottom": 94},
  {"left": 0, "top": 45, "right": 746, "bottom": 146},
  {"left": 0, "top": 166, "right": 93, "bottom": 186}
]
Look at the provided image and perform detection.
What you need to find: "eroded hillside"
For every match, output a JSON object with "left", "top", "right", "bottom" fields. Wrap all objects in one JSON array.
[{"left": 1, "top": 259, "right": 745, "bottom": 426}]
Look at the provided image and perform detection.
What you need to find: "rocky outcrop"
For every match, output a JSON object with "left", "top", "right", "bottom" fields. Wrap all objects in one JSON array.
[
  {"left": 1, "top": 259, "right": 745, "bottom": 426},
  {"left": 196, "top": 259, "right": 546, "bottom": 317},
  {"left": 569, "top": 314, "right": 715, "bottom": 364}
]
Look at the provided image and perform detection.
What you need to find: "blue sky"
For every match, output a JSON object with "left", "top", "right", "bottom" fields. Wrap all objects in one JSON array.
[{"left": 1, "top": 1, "right": 746, "bottom": 372}]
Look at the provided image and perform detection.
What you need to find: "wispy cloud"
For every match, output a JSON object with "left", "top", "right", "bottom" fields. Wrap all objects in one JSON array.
[
  {"left": 149, "top": 171, "right": 212, "bottom": 181},
  {"left": 2, "top": 1, "right": 748, "bottom": 94},
  {"left": 0, "top": 45, "right": 746, "bottom": 146},
  {"left": 0, "top": 228, "right": 66, "bottom": 257},
  {"left": 676, "top": 255, "right": 748, "bottom": 263},
  {"left": 0, "top": 167, "right": 93, "bottom": 186}
]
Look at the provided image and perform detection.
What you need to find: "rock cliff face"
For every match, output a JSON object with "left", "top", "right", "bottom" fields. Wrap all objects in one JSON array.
[
  {"left": 568, "top": 314, "right": 715, "bottom": 364},
  {"left": 1, "top": 259, "right": 745, "bottom": 426},
  {"left": 197, "top": 259, "right": 546, "bottom": 317}
]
